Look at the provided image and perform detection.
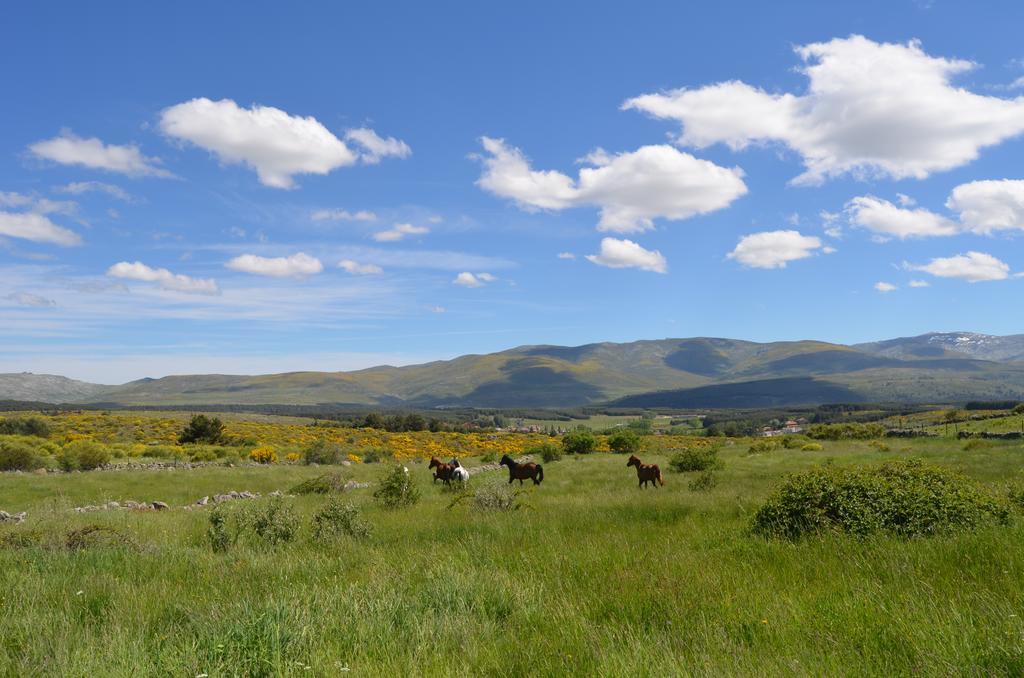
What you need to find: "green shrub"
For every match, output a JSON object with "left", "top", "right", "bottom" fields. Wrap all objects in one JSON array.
[
  {"left": 963, "top": 439, "right": 995, "bottom": 451},
  {"left": 241, "top": 498, "right": 299, "bottom": 546},
  {"left": 479, "top": 451, "right": 497, "bottom": 463},
  {"left": 807, "top": 423, "right": 887, "bottom": 440},
  {"left": 527, "top": 442, "right": 562, "bottom": 463},
  {"left": 0, "top": 439, "right": 45, "bottom": 471},
  {"left": 752, "top": 460, "right": 1010, "bottom": 539},
  {"left": 688, "top": 470, "right": 718, "bottom": 491},
  {"left": 449, "top": 479, "right": 528, "bottom": 512},
  {"left": 0, "top": 416, "right": 50, "bottom": 438},
  {"left": 868, "top": 440, "right": 891, "bottom": 452},
  {"left": 780, "top": 435, "right": 807, "bottom": 450},
  {"left": 607, "top": 429, "right": 643, "bottom": 455},
  {"left": 312, "top": 499, "right": 371, "bottom": 541},
  {"left": 747, "top": 439, "right": 780, "bottom": 455},
  {"left": 178, "top": 414, "right": 225, "bottom": 445},
  {"left": 290, "top": 472, "right": 347, "bottom": 495},
  {"left": 669, "top": 446, "right": 719, "bottom": 472},
  {"left": 562, "top": 430, "right": 597, "bottom": 455},
  {"left": 801, "top": 443, "right": 824, "bottom": 451},
  {"left": 373, "top": 465, "right": 420, "bottom": 508},
  {"left": 360, "top": 448, "right": 392, "bottom": 464},
  {"left": 301, "top": 440, "right": 345, "bottom": 465},
  {"left": 57, "top": 440, "right": 111, "bottom": 471}
]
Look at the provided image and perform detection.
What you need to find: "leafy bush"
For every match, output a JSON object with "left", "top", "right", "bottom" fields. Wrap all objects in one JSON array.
[
  {"left": 526, "top": 442, "right": 562, "bottom": 463},
  {"left": 242, "top": 498, "right": 298, "bottom": 545},
  {"left": 801, "top": 443, "right": 824, "bottom": 451},
  {"left": 360, "top": 448, "right": 392, "bottom": 464},
  {"left": 479, "top": 451, "right": 497, "bottom": 463},
  {"left": 249, "top": 445, "right": 278, "bottom": 464},
  {"left": 57, "top": 440, "right": 111, "bottom": 471},
  {"left": 449, "top": 479, "right": 528, "bottom": 512},
  {"left": 0, "top": 416, "right": 50, "bottom": 438},
  {"left": 807, "top": 423, "right": 887, "bottom": 440},
  {"left": 669, "top": 446, "right": 719, "bottom": 472},
  {"left": 178, "top": 414, "right": 225, "bottom": 445},
  {"left": 752, "top": 460, "right": 1010, "bottom": 539},
  {"left": 290, "top": 472, "right": 347, "bottom": 495},
  {"left": 312, "top": 499, "right": 371, "bottom": 541},
  {"left": 607, "top": 429, "right": 643, "bottom": 455},
  {"left": 0, "top": 438, "right": 45, "bottom": 471},
  {"left": 868, "top": 440, "right": 891, "bottom": 452},
  {"left": 373, "top": 465, "right": 420, "bottom": 508},
  {"left": 963, "top": 439, "right": 995, "bottom": 451},
  {"left": 780, "top": 436, "right": 807, "bottom": 450},
  {"left": 562, "top": 430, "right": 597, "bottom": 455},
  {"left": 688, "top": 470, "right": 718, "bottom": 491},
  {"left": 747, "top": 440, "right": 780, "bottom": 455},
  {"left": 301, "top": 440, "right": 345, "bottom": 465}
]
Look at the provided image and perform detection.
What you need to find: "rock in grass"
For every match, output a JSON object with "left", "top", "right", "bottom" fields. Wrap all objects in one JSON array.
[{"left": 151, "top": 501, "right": 169, "bottom": 511}]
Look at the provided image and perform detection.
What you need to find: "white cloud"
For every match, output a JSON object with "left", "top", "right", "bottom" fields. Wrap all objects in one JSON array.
[
  {"left": 338, "top": 259, "right": 383, "bottom": 275},
  {"left": 0, "top": 211, "right": 82, "bottom": 246},
  {"left": 344, "top": 128, "right": 412, "bottom": 164},
  {"left": 160, "top": 98, "right": 407, "bottom": 189},
  {"left": 453, "top": 272, "right": 496, "bottom": 287},
  {"left": 311, "top": 208, "right": 377, "bottom": 222},
  {"left": 373, "top": 223, "right": 429, "bottom": 242},
  {"left": 0, "top": 192, "right": 33, "bottom": 208},
  {"left": 909, "top": 279, "right": 930, "bottom": 287},
  {"left": 29, "top": 131, "right": 170, "bottom": 177},
  {"left": 727, "top": 230, "right": 823, "bottom": 269},
  {"left": 476, "top": 137, "right": 747, "bottom": 233},
  {"left": 56, "top": 181, "right": 132, "bottom": 201},
  {"left": 430, "top": 305, "right": 446, "bottom": 313},
  {"left": 874, "top": 281, "right": 898, "bottom": 293},
  {"left": 624, "top": 35, "right": 1024, "bottom": 184},
  {"left": 846, "top": 195, "right": 959, "bottom": 239},
  {"left": 907, "top": 251, "right": 1011, "bottom": 282},
  {"left": 585, "top": 238, "right": 667, "bottom": 273},
  {"left": 945, "top": 179, "right": 1024, "bottom": 234},
  {"left": 5, "top": 292, "right": 56, "bottom": 307},
  {"left": 107, "top": 261, "right": 219, "bottom": 294},
  {"left": 557, "top": 252, "right": 576, "bottom": 260},
  {"left": 226, "top": 252, "right": 323, "bottom": 278}
]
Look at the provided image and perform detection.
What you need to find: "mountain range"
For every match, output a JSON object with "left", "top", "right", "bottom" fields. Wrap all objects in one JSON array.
[{"left": 3, "top": 332, "right": 1024, "bottom": 409}]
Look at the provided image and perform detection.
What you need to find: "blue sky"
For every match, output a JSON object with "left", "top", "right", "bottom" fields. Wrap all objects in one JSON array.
[{"left": 2, "top": 1, "right": 1024, "bottom": 383}]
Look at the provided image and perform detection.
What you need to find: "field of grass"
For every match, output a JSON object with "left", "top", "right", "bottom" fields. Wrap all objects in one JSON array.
[{"left": 1, "top": 432, "right": 1024, "bottom": 675}]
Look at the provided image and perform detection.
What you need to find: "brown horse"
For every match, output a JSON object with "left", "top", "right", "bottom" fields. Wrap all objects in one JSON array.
[
  {"left": 626, "top": 455, "right": 664, "bottom": 488},
  {"left": 499, "top": 454, "right": 544, "bottom": 485},
  {"left": 429, "top": 456, "right": 457, "bottom": 485}
]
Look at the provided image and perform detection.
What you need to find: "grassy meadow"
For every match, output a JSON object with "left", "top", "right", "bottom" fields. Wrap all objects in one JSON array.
[{"left": 1, "top": 419, "right": 1023, "bottom": 676}]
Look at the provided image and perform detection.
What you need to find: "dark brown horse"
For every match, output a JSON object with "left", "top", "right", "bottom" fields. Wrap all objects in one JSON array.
[
  {"left": 627, "top": 455, "right": 664, "bottom": 488},
  {"left": 429, "top": 456, "right": 457, "bottom": 485},
  {"left": 499, "top": 454, "right": 544, "bottom": 485}
]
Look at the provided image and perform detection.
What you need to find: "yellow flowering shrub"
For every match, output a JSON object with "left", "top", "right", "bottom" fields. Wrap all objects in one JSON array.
[
  {"left": 285, "top": 452, "right": 300, "bottom": 463},
  {"left": 249, "top": 445, "right": 278, "bottom": 464},
  {"left": 347, "top": 453, "right": 362, "bottom": 463}
]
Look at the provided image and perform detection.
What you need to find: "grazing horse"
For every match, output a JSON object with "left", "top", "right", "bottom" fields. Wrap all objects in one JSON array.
[
  {"left": 429, "top": 456, "right": 457, "bottom": 485},
  {"left": 626, "top": 455, "right": 664, "bottom": 488},
  {"left": 499, "top": 454, "right": 544, "bottom": 485}
]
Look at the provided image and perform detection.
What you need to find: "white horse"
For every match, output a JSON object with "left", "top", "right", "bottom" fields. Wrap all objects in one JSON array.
[{"left": 449, "top": 458, "right": 470, "bottom": 483}]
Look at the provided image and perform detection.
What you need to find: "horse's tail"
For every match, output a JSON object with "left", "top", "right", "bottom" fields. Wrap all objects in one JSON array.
[
  {"left": 657, "top": 466, "right": 665, "bottom": 486},
  {"left": 536, "top": 464, "right": 544, "bottom": 484}
]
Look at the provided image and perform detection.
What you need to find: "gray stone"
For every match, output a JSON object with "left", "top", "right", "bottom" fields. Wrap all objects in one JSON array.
[{"left": 151, "top": 501, "right": 169, "bottom": 511}]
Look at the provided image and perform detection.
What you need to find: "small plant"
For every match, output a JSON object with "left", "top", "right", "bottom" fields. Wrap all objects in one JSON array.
[
  {"left": 801, "top": 443, "right": 824, "bottom": 451},
  {"left": 360, "top": 448, "right": 393, "bottom": 464},
  {"left": 207, "top": 507, "right": 232, "bottom": 552},
  {"left": 57, "top": 440, "right": 111, "bottom": 471},
  {"left": 301, "top": 440, "right": 345, "bottom": 465},
  {"left": 867, "top": 440, "right": 891, "bottom": 452},
  {"left": 249, "top": 445, "right": 278, "bottom": 464},
  {"left": 285, "top": 452, "right": 300, "bottom": 463},
  {"left": 670, "top": 446, "right": 719, "bottom": 472},
  {"left": 747, "top": 440, "right": 779, "bottom": 455},
  {"left": 312, "top": 498, "right": 372, "bottom": 541},
  {"left": 479, "top": 451, "right": 497, "bottom": 463},
  {"left": 449, "top": 479, "right": 528, "bottom": 512},
  {"left": 0, "top": 416, "right": 50, "bottom": 438},
  {"left": 562, "top": 430, "right": 598, "bottom": 455},
  {"left": 527, "top": 442, "right": 562, "bottom": 463},
  {"left": 290, "top": 472, "right": 347, "bottom": 495},
  {"left": 242, "top": 498, "right": 298, "bottom": 546},
  {"left": 373, "top": 465, "right": 420, "bottom": 508},
  {"left": 607, "top": 429, "right": 643, "bottom": 455},
  {"left": 178, "top": 414, "right": 225, "bottom": 445},
  {"left": 0, "top": 439, "right": 46, "bottom": 471},
  {"left": 780, "top": 436, "right": 807, "bottom": 450},
  {"left": 963, "top": 439, "right": 995, "bottom": 451},
  {"left": 688, "top": 470, "right": 718, "bottom": 491}
]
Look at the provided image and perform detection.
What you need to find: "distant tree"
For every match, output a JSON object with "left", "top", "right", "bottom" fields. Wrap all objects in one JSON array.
[
  {"left": 428, "top": 418, "right": 444, "bottom": 433},
  {"left": 178, "top": 414, "right": 224, "bottom": 444},
  {"left": 607, "top": 429, "right": 643, "bottom": 455},
  {"left": 403, "top": 413, "right": 427, "bottom": 432},
  {"left": 943, "top": 409, "right": 961, "bottom": 436},
  {"left": 562, "top": 429, "right": 598, "bottom": 455},
  {"left": 363, "top": 413, "right": 385, "bottom": 429},
  {"left": 0, "top": 416, "right": 50, "bottom": 438}
]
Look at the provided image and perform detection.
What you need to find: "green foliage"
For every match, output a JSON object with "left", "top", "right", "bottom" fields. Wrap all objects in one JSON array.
[
  {"left": 312, "top": 498, "right": 372, "bottom": 541},
  {"left": 373, "top": 465, "right": 420, "bottom": 508},
  {"left": 290, "top": 472, "right": 347, "bottom": 495},
  {"left": 241, "top": 498, "right": 299, "bottom": 546},
  {"left": 867, "top": 440, "right": 891, "bottom": 452},
  {"left": 0, "top": 438, "right": 46, "bottom": 471},
  {"left": 178, "top": 414, "right": 225, "bottom": 445},
  {"left": 300, "top": 439, "right": 346, "bottom": 465},
  {"left": 1014, "top": 403, "right": 1024, "bottom": 415},
  {"left": 0, "top": 416, "right": 50, "bottom": 438},
  {"left": 448, "top": 479, "right": 529, "bottom": 512},
  {"left": 752, "top": 460, "right": 1010, "bottom": 539},
  {"left": 801, "top": 443, "right": 824, "bottom": 451},
  {"left": 780, "top": 435, "right": 807, "bottom": 449},
  {"left": 562, "top": 430, "right": 597, "bottom": 455},
  {"left": 688, "top": 470, "right": 718, "bottom": 492},
  {"left": 607, "top": 429, "right": 643, "bottom": 455},
  {"left": 669, "top": 446, "right": 719, "bottom": 472},
  {"left": 207, "top": 507, "right": 232, "bottom": 552},
  {"left": 360, "top": 448, "right": 392, "bottom": 464},
  {"left": 479, "top": 451, "right": 497, "bottom": 463},
  {"left": 747, "top": 439, "right": 780, "bottom": 455},
  {"left": 526, "top": 442, "right": 562, "bottom": 463},
  {"left": 57, "top": 440, "right": 111, "bottom": 471},
  {"left": 807, "top": 423, "right": 887, "bottom": 440}
]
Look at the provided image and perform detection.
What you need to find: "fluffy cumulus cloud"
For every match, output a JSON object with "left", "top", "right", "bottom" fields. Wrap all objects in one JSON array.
[
  {"left": 107, "top": 261, "right": 219, "bottom": 294},
  {"left": 874, "top": 282, "right": 898, "bottom": 293},
  {"left": 160, "top": 98, "right": 409, "bottom": 188},
  {"left": 29, "top": 131, "right": 170, "bottom": 177},
  {"left": 0, "top": 211, "right": 81, "bottom": 246},
  {"left": 585, "top": 238, "right": 667, "bottom": 273},
  {"left": 453, "top": 271, "right": 496, "bottom": 287},
  {"left": 311, "top": 208, "right": 377, "bottom": 222},
  {"left": 226, "top": 252, "right": 323, "bottom": 278},
  {"left": 476, "top": 138, "right": 746, "bottom": 233},
  {"left": 846, "top": 196, "right": 959, "bottom": 239},
  {"left": 624, "top": 36, "right": 1024, "bottom": 184},
  {"left": 945, "top": 180, "right": 1024, "bottom": 234},
  {"left": 344, "top": 128, "right": 412, "bottom": 164},
  {"left": 907, "top": 251, "right": 1011, "bottom": 282},
  {"left": 373, "top": 223, "right": 429, "bottom": 242},
  {"left": 727, "top": 230, "right": 823, "bottom": 269},
  {"left": 338, "top": 259, "right": 383, "bottom": 275}
]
